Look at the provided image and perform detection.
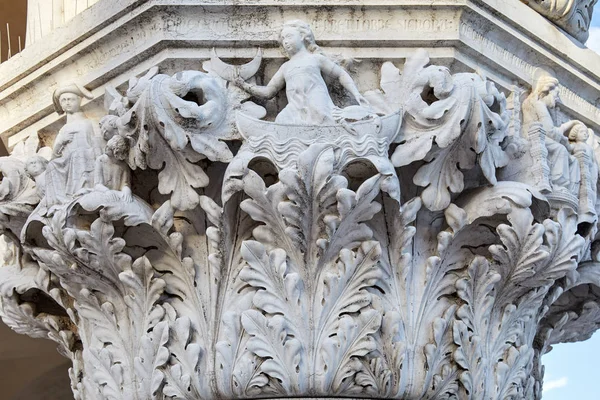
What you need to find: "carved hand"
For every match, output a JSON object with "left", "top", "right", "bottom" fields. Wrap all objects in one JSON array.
[
  {"left": 356, "top": 94, "right": 371, "bottom": 110},
  {"left": 54, "top": 135, "right": 73, "bottom": 157},
  {"left": 560, "top": 119, "right": 582, "bottom": 134},
  {"left": 121, "top": 186, "right": 133, "bottom": 203},
  {"left": 234, "top": 76, "right": 251, "bottom": 92}
]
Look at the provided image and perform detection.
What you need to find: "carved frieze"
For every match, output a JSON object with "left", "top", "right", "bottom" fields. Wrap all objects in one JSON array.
[{"left": 0, "top": 17, "right": 599, "bottom": 400}]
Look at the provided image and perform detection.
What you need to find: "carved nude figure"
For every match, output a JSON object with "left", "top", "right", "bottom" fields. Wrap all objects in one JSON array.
[
  {"left": 94, "top": 135, "right": 132, "bottom": 202},
  {"left": 44, "top": 84, "right": 102, "bottom": 208},
  {"left": 76, "top": 134, "right": 154, "bottom": 225},
  {"left": 235, "top": 20, "right": 369, "bottom": 125},
  {"left": 522, "top": 72, "right": 580, "bottom": 194}
]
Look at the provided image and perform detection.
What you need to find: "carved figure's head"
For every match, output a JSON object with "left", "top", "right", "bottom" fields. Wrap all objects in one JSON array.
[
  {"left": 100, "top": 115, "right": 120, "bottom": 141},
  {"left": 25, "top": 156, "right": 48, "bottom": 178},
  {"left": 280, "top": 20, "right": 318, "bottom": 56},
  {"left": 569, "top": 122, "right": 591, "bottom": 142},
  {"left": 59, "top": 93, "right": 82, "bottom": 115},
  {"left": 534, "top": 76, "right": 560, "bottom": 108},
  {"left": 52, "top": 84, "right": 94, "bottom": 115},
  {"left": 106, "top": 135, "right": 129, "bottom": 161}
]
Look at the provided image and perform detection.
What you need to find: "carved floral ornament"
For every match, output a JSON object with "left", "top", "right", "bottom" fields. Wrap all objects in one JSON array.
[{"left": 0, "top": 20, "right": 599, "bottom": 400}]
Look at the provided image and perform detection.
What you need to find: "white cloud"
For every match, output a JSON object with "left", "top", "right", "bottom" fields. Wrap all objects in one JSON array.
[
  {"left": 586, "top": 27, "right": 600, "bottom": 54},
  {"left": 544, "top": 377, "right": 569, "bottom": 392}
]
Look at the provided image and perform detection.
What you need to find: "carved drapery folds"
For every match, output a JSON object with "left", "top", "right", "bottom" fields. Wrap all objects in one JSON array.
[{"left": 1, "top": 20, "right": 600, "bottom": 400}]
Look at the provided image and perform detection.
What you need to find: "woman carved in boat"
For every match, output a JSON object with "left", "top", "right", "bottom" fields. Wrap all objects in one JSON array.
[{"left": 234, "top": 20, "right": 370, "bottom": 125}]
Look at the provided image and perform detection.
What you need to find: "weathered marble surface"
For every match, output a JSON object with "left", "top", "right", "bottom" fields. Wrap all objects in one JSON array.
[
  {"left": 0, "top": 2, "right": 600, "bottom": 400},
  {"left": 521, "top": 0, "right": 597, "bottom": 42}
]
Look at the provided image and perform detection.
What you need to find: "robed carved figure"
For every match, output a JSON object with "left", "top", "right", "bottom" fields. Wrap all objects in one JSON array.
[
  {"left": 44, "top": 84, "right": 103, "bottom": 210},
  {"left": 521, "top": 71, "right": 581, "bottom": 196}
]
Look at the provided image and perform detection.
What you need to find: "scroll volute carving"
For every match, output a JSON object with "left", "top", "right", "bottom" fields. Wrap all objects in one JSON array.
[{"left": 0, "top": 20, "right": 599, "bottom": 400}]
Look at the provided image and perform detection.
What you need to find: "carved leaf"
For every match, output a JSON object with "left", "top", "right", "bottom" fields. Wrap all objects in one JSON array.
[
  {"left": 531, "top": 208, "right": 583, "bottom": 287},
  {"left": 0, "top": 292, "right": 56, "bottom": 339},
  {"left": 456, "top": 257, "right": 501, "bottom": 335},
  {"left": 320, "top": 309, "right": 381, "bottom": 394},
  {"left": 240, "top": 241, "right": 304, "bottom": 329},
  {"left": 422, "top": 307, "right": 459, "bottom": 399},
  {"left": 321, "top": 174, "right": 383, "bottom": 264},
  {"left": 354, "top": 355, "right": 394, "bottom": 397},
  {"left": 315, "top": 241, "right": 383, "bottom": 393},
  {"left": 238, "top": 240, "right": 307, "bottom": 395},
  {"left": 163, "top": 317, "right": 207, "bottom": 399},
  {"left": 107, "top": 71, "right": 235, "bottom": 211},
  {"left": 138, "top": 223, "right": 211, "bottom": 357},
  {"left": 213, "top": 197, "right": 259, "bottom": 398},
  {"left": 240, "top": 170, "right": 292, "bottom": 254},
  {"left": 278, "top": 144, "right": 347, "bottom": 265},
  {"left": 76, "top": 290, "right": 125, "bottom": 355},
  {"left": 387, "top": 51, "right": 508, "bottom": 211},
  {"left": 71, "top": 219, "right": 132, "bottom": 290},
  {"left": 242, "top": 310, "right": 306, "bottom": 395},
  {"left": 134, "top": 321, "right": 170, "bottom": 398},
  {"left": 120, "top": 256, "right": 166, "bottom": 336},
  {"left": 316, "top": 241, "right": 382, "bottom": 343},
  {"left": 85, "top": 347, "right": 124, "bottom": 400},
  {"left": 452, "top": 319, "right": 481, "bottom": 397},
  {"left": 150, "top": 141, "right": 208, "bottom": 211},
  {"left": 494, "top": 345, "right": 534, "bottom": 400},
  {"left": 489, "top": 208, "right": 549, "bottom": 290},
  {"left": 215, "top": 309, "right": 262, "bottom": 398}
]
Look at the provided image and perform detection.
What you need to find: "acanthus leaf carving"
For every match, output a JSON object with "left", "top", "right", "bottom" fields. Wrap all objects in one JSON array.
[
  {"left": 101, "top": 68, "right": 242, "bottom": 211},
  {"left": 370, "top": 50, "right": 509, "bottom": 211},
  {"left": 0, "top": 19, "right": 598, "bottom": 400}
]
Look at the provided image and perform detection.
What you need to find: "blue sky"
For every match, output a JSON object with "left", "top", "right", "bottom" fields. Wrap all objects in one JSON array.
[
  {"left": 543, "top": 333, "right": 600, "bottom": 399},
  {"left": 585, "top": 7, "right": 600, "bottom": 53},
  {"left": 542, "top": 8, "right": 600, "bottom": 400}
]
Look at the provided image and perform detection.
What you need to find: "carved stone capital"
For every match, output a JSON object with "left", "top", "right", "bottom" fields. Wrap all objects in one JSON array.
[{"left": 1, "top": 3, "right": 600, "bottom": 399}]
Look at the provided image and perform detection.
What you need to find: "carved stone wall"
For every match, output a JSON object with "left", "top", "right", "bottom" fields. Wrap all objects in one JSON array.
[{"left": 1, "top": 1, "right": 600, "bottom": 399}]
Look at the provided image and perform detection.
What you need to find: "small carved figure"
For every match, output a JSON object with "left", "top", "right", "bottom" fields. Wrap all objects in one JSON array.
[
  {"left": 234, "top": 20, "right": 369, "bottom": 125},
  {"left": 24, "top": 156, "right": 49, "bottom": 198},
  {"left": 94, "top": 135, "right": 132, "bottom": 202},
  {"left": 75, "top": 134, "right": 154, "bottom": 225},
  {"left": 568, "top": 122, "right": 599, "bottom": 234},
  {"left": 522, "top": 72, "right": 580, "bottom": 194},
  {"left": 44, "top": 84, "right": 103, "bottom": 207}
]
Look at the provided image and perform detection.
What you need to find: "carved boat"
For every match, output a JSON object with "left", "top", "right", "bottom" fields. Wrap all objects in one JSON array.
[{"left": 236, "top": 110, "right": 402, "bottom": 142}]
